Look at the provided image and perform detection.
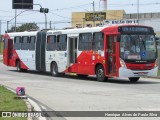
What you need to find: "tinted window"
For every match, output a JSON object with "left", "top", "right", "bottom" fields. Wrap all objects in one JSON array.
[
  {"left": 47, "top": 35, "right": 56, "bottom": 51},
  {"left": 57, "top": 35, "right": 67, "bottom": 51},
  {"left": 78, "top": 33, "right": 92, "bottom": 51},
  {"left": 21, "top": 36, "right": 29, "bottom": 50},
  {"left": 14, "top": 37, "right": 21, "bottom": 50},
  {"left": 93, "top": 32, "right": 104, "bottom": 50},
  {"left": 29, "top": 36, "right": 36, "bottom": 50}
]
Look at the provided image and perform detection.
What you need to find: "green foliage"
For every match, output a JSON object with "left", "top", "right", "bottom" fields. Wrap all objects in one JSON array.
[
  {"left": 0, "top": 42, "right": 3, "bottom": 55},
  {"left": 8, "top": 23, "right": 39, "bottom": 32},
  {"left": 0, "top": 86, "right": 27, "bottom": 120}
]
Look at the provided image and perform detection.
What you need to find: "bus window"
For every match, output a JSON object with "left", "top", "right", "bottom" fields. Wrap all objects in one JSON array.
[
  {"left": 78, "top": 33, "right": 92, "bottom": 51},
  {"left": 93, "top": 32, "right": 104, "bottom": 51},
  {"left": 29, "top": 36, "right": 36, "bottom": 50},
  {"left": 21, "top": 36, "right": 29, "bottom": 50},
  {"left": 14, "top": 36, "right": 21, "bottom": 50},
  {"left": 47, "top": 35, "right": 56, "bottom": 51},
  {"left": 57, "top": 34, "right": 67, "bottom": 51}
]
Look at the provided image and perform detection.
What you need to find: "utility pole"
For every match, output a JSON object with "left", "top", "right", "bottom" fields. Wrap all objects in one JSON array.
[
  {"left": 15, "top": 9, "right": 17, "bottom": 32},
  {"left": 137, "top": 0, "right": 139, "bottom": 24},
  {"left": 50, "top": 21, "right": 52, "bottom": 29},
  {"left": 83, "top": 18, "right": 85, "bottom": 28},
  {"left": 92, "top": 1, "right": 95, "bottom": 27}
]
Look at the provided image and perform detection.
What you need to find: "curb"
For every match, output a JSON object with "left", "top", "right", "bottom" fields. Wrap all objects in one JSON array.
[
  {"left": 2, "top": 86, "right": 46, "bottom": 120},
  {"left": 3, "top": 86, "right": 34, "bottom": 120}
]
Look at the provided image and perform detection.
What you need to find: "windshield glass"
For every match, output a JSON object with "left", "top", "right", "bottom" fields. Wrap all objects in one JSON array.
[{"left": 120, "top": 34, "right": 157, "bottom": 60}]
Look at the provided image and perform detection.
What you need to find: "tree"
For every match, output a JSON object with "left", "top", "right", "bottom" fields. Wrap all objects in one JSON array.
[{"left": 8, "top": 23, "right": 39, "bottom": 32}]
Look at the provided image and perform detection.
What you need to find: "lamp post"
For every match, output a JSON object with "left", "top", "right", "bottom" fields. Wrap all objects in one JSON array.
[
  {"left": 7, "top": 9, "right": 38, "bottom": 32},
  {"left": 34, "top": 4, "right": 47, "bottom": 29},
  {"left": 7, "top": 3, "right": 48, "bottom": 32}
]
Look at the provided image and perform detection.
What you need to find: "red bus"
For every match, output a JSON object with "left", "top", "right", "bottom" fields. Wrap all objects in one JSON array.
[{"left": 3, "top": 25, "right": 158, "bottom": 82}]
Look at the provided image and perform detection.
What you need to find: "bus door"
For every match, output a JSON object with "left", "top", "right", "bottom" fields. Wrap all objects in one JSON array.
[
  {"left": 4, "top": 39, "right": 13, "bottom": 66},
  {"left": 107, "top": 35, "right": 117, "bottom": 75},
  {"left": 67, "top": 37, "right": 78, "bottom": 73}
]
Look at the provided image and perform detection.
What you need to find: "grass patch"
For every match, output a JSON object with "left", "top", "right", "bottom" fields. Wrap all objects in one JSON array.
[
  {"left": 0, "top": 86, "right": 27, "bottom": 120},
  {"left": 0, "top": 42, "right": 3, "bottom": 55}
]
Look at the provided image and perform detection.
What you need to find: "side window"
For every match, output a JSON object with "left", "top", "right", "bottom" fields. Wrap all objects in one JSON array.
[
  {"left": 29, "top": 36, "right": 36, "bottom": 50},
  {"left": 57, "top": 34, "right": 67, "bottom": 51},
  {"left": 21, "top": 36, "right": 29, "bottom": 50},
  {"left": 93, "top": 32, "right": 104, "bottom": 50},
  {"left": 47, "top": 35, "right": 56, "bottom": 51},
  {"left": 14, "top": 36, "right": 21, "bottom": 50},
  {"left": 78, "top": 33, "right": 92, "bottom": 51}
]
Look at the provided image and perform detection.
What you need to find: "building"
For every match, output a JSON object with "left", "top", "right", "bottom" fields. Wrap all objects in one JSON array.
[
  {"left": 71, "top": 10, "right": 125, "bottom": 28},
  {"left": 71, "top": 10, "right": 160, "bottom": 37},
  {"left": 124, "top": 12, "right": 160, "bottom": 36}
]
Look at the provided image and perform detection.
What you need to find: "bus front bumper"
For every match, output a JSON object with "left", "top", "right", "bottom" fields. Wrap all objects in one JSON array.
[{"left": 119, "top": 67, "right": 158, "bottom": 78}]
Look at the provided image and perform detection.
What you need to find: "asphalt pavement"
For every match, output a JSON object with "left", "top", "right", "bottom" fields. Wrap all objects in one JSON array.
[{"left": 0, "top": 63, "right": 160, "bottom": 120}]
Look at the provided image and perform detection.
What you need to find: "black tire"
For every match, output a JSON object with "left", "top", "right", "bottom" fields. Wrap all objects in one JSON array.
[
  {"left": 16, "top": 61, "right": 22, "bottom": 72},
  {"left": 129, "top": 77, "right": 140, "bottom": 82},
  {"left": 96, "top": 64, "right": 107, "bottom": 82},
  {"left": 51, "top": 62, "right": 59, "bottom": 77}
]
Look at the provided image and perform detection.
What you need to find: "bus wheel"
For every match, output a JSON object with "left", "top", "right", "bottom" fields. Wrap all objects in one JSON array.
[
  {"left": 16, "top": 61, "right": 22, "bottom": 72},
  {"left": 96, "top": 65, "right": 106, "bottom": 82},
  {"left": 129, "top": 77, "right": 140, "bottom": 82},
  {"left": 51, "top": 62, "right": 59, "bottom": 77}
]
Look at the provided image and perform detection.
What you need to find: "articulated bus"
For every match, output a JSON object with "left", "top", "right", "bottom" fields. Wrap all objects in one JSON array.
[{"left": 3, "top": 25, "right": 158, "bottom": 82}]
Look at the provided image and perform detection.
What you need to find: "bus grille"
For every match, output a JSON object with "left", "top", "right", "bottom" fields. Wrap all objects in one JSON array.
[{"left": 127, "top": 66, "right": 153, "bottom": 70}]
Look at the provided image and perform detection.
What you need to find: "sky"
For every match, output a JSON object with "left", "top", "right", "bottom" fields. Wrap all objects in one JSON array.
[{"left": 0, "top": 0, "right": 160, "bottom": 34}]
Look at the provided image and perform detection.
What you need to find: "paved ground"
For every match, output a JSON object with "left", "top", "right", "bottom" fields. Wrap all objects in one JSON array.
[{"left": 0, "top": 63, "right": 160, "bottom": 120}]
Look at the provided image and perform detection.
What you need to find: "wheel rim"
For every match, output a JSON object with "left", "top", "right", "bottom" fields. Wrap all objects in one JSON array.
[
  {"left": 53, "top": 64, "right": 57, "bottom": 75},
  {"left": 97, "top": 68, "right": 104, "bottom": 79}
]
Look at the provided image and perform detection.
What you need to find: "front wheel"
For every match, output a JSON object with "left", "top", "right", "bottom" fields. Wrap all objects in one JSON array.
[
  {"left": 96, "top": 64, "right": 107, "bottom": 82},
  {"left": 51, "top": 62, "right": 59, "bottom": 77},
  {"left": 129, "top": 77, "right": 140, "bottom": 82}
]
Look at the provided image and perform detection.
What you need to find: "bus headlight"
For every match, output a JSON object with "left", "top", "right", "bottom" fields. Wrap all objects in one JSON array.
[
  {"left": 154, "top": 59, "right": 158, "bottom": 67},
  {"left": 120, "top": 58, "right": 126, "bottom": 68}
]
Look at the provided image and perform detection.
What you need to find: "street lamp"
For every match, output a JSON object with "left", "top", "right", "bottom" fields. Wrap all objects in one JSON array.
[
  {"left": 7, "top": 9, "right": 39, "bottom": 32},
  {"left": 7, "top": 3, "right": 48, "bottom": 32}
]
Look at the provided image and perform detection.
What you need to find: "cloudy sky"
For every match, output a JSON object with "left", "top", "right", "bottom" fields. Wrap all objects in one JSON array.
[{"left": 0, "top": 0, "right": 160, "bottom": 34}]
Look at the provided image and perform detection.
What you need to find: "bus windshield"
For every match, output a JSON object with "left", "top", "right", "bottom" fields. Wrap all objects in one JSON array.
[{"left": 120, "top": 34, "right": 157, "bottom": 60}]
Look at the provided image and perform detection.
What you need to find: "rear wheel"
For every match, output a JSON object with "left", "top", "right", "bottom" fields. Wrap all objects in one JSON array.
[
  {"left": 96, "top": 64, "right": 107, "bottom": 82},
  {"left": 129, "top": 77, "right": 140, "bottom": 82},
  {"left": 51, "top": 62, "right": 59, "bottom": 77}
]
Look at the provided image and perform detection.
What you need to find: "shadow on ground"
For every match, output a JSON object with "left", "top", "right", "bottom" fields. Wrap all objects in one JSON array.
[{"left": 8, "top": 70, "right": 160, "bottom": 85}]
